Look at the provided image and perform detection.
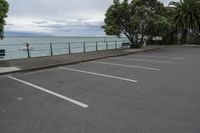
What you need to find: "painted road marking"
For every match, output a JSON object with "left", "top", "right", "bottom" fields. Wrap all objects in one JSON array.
[
  {"left": 8, "top": 76, "right": 88, "bottom": 108},
  {"left": 115, "top": 57, "right": 174, "bottom": 64},
  {"left": 91, "top": 61, "right": 160, "bottom": 71},
  {"left": 59, "top": 67, "right": 138, "bottom": 83},
  {"left": 133, "top": 55, "right": 183, "bottom": 60}
]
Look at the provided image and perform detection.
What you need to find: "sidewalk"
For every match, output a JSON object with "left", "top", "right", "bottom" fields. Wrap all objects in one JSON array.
[{"left": 0, "top": 45, "right": 167, "bottom": 75}]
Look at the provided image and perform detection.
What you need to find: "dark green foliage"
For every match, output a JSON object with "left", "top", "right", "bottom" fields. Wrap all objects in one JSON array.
[
  {"left": 169, "top": 0, "right": 200, "bottom": 44},
  {"left": 103, "top": 0, "right": 171, "bottom": 48},
  {"left": 163, "top": 33, "right": 178, "bottom": 44},
  {"left": 189, "top": 36, "right": 200, "bottom": 44},
  {"left": 103, "top": 0, "right": 200, "bottom": 47},
  {"left": 0, "top": 0, "right": 9, "bottom": 39}
]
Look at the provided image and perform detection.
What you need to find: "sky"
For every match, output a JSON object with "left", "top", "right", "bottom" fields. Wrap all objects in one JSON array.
[{"left": 5, "top": 0, "right": 174, "bottom": 36}]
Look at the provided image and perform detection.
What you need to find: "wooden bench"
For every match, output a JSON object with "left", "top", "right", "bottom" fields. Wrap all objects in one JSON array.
[
  {"left": 121, "top": 43, "right": 130, "bottom": 48},
  {"left": 0, "top": 49, "right": 5, "bottom": 56}
]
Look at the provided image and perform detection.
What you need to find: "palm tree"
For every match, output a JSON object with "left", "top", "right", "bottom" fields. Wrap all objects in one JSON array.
[{"left": 169, "top": 0, "right": 200, "bottom": 44}]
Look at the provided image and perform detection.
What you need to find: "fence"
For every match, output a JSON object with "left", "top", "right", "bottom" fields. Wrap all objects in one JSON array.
[{"left": 0, "top": 40, "right": 129, "bottom": 60}]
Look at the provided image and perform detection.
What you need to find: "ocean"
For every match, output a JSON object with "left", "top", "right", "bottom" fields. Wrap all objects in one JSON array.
[{"left": 0, "top": 36, "right": 128, "bottom": 60}]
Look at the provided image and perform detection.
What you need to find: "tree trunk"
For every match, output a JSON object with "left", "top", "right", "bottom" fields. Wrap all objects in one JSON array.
[
  {"left": 130, "top": 40, "right": 135, "bottom": 48},
  {"left": 124, "top": 34, "right": 135, "bottom": 48},
  {"left": 123, "top": 33, "right": 142, "bottom": 48},
  {"left": 180, "top": 29, "right": 188, "bottom": 44}
]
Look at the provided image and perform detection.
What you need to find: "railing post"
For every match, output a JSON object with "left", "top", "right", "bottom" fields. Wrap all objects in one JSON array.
[
  {"left": 68, "top": 42, "right": 71, "bottom": 54},
  {"left": 96, "top": 41, "right": 98, "bottom": 51},
  {"left": 106, "top": 41, "right": 108, "bottom": 50},
  {"left": 50, "top": 43, "right": 53, "bottom": 56},
  {"left": 83, "top": 42, "right": 86, "bottom": 53},
  {"left": 115, "top": 41, "right": 117, "bottom": 49},
  {"left": 122, "top": 41, "right": 125, "bottom": 48},
  {"left": 26, "top": 43, "right": 30, "bottom": 58}
]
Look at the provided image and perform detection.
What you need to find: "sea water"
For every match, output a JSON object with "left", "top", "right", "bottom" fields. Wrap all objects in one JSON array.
[{"left": 0, "top": 36, "right": 128, "bottom": 60}]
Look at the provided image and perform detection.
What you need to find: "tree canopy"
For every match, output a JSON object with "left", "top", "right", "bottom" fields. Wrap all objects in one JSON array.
[
  {"left": 169, "top": 0, "right": 200, "bottom": 43},
  {"left": 103, "top": 0, "right": 171, "bottom": 48},
  {"left": 103, "top": 0, "right": 200, "bottom": 46},
  {"left": 0, "top": 0, "right": 9, "bottom": 39}
]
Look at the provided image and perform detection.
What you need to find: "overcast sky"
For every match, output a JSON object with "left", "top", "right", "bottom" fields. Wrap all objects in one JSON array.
[{"left": 5, "top": 0, "right": 175, "bottom": 36}]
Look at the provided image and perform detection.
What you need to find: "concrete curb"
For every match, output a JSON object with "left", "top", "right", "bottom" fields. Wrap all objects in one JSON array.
[{"left": 0, "top": 46, "right": 166, "bottom": 76}]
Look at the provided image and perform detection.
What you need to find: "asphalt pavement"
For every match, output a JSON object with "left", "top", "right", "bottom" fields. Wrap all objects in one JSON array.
[{"left": 0, "top": 46, "right": 200, "bottom": 133}]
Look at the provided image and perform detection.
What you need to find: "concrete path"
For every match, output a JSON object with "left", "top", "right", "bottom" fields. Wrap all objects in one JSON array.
[{"left": 0, "top": 45, "right": 166, "bottom": 75}]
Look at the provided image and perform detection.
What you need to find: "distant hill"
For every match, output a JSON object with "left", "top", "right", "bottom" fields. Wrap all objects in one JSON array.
[{"left": 4, "top": 31, "right": 49, "bottom": 37}]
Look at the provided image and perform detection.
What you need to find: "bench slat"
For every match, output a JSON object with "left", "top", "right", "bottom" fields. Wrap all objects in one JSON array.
[
  {"left": 121, "top": 43, "right": 130, "bottom": 48},
  {"left": 0, "top": 49, "right": 5, "bottom": 56}
]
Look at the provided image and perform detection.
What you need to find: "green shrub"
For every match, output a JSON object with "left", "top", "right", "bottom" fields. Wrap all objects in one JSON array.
[
  {"left": 163, "top": 34, "right": 178, "bottom": 45},
  {"left": 130, "top": 43, "right": 143, "bottom": 48},
  {"left": 189, "top": 36, "right": 200, "bottom": 44},
  {"left": 146, "top": 35, "right": 178, "bottom": 45}
]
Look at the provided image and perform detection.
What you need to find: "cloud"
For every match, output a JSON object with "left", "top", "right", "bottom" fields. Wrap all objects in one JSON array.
[
  {"left": 5, "top": 17, "right": 105, "bottom": 36},
  {"left": 5, "top": 0, "right": 174, "bottom": 36},
  {"left": 33, "top": 21, "right": 48, "bottom": 25},
  {"left": 161, "top": 0, "right": 179, "bottom": 6},
  {"left": 6, "top": 0, "right": 112, "bottom": 20},
  {"left": 5, "top": 0, "right": 111, "bottom": 36}
]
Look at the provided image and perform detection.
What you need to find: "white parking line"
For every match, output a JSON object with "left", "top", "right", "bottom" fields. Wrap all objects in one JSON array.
[
  {"left": 59, "top": 67, "right": 138, "bottom": 83},
  {"left": 133, "top": 55, "right": 183, "bottom": 60},
  {"left": 115, "top": 57, "right": 174, "bottom": 64},
  {"left": 91, "top": 61, "right": 160, "bottom": 71},
  {"left": 8, "top": 76, "right": 88, "bottom": 108}
]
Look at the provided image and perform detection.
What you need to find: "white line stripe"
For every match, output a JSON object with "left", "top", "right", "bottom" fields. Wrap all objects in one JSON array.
[
  {"left": 133, "top": 55, "right": 183, "bottom": 60},
  {"left": 8, "top": 76, "right": 88, "bottom": 108},
  {"left": 115, "top": 57, "right": 174, "bottom": 64},
  {"left": 59, "top": 67, "right": 138, "bottom": 83},
  {"left": 91, "top": 61, "right": 160, "bottom": 71}
]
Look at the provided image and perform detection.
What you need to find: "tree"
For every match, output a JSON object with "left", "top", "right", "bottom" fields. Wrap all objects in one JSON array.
[
  {"left": 169, "top": 0, "right": 200, "bottom": 44},
  {"left": 0, "top": 0, "right": 9, "bottom": 39},
  {"left": 145, "top": 2, "right": 172, "bottom": 44},
  {"left": 103, "top": 0, "right": 171, "bottom": 48}
]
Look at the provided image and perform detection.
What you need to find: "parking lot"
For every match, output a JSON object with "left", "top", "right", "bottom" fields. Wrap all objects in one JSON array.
[{"left": 0, "top": 46, "right": 200, "bottom": 133}]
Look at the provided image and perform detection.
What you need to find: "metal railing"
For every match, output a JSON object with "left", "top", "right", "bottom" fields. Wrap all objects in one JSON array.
[{"left": 0, "top": 40, "right": 130, "bottom": 60}]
